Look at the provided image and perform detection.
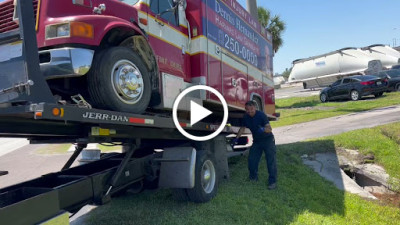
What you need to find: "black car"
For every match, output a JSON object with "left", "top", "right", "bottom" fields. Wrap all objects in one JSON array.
[
  {"left": 320, "top": 75, "right": 388, "bottom": 102},
  {"left": 373, "top": 69, "right": 400, "bottom": 92},
  {"left": 391, "top": 64, "right": 400, "bottom": 70}
]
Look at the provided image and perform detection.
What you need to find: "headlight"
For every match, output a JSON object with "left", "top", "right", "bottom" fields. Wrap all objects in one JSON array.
[
  {"left": 56, "top": 24, "right": 70, "bottom": 37},
  {"left": 46, "top": 23, "right": 70, "bottom": 39},
  {"left": 46, "top": 22, "right": 93, "bottom": 39}
]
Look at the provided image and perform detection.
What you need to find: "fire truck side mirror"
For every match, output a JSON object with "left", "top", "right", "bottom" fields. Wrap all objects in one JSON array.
[{"left": 175, "top": 0, "right": 187, "bottom": 10}]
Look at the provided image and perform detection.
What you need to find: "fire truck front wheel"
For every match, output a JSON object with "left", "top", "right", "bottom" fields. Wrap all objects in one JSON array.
[{"left": 88, "top": 47, "right": 151, "bottom": 113}]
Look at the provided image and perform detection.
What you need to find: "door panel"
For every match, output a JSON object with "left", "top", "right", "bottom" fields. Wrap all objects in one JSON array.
[
  {"left": 147, "top": 0, "right": 189, "bottom": 80},
  {"left": 328, "top": 80, "right": 342, "bottom": 99},
  {"left": 336, "top": 79, "right": 351, "bottom": 97},
  {"left": 222, "top": 53, "right": 248, "bottom": 107},
  {"left": 208, "top": 53, "right": 222, "bottom": 102},
  {"left": 248, "top": 76, "right": 263, "bottom": 105}
]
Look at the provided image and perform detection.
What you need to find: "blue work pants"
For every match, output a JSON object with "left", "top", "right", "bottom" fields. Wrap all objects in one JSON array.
[{"left": 248, "top": 135, "right": 277, "bottom": 185}]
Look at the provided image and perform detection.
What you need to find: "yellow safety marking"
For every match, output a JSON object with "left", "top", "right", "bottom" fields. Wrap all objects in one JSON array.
[
  {"left": 36, "top": 0, "right": 42, "bottom": 31},
  {"left": 10, "top": 40, "right": 23, "bottom": 45},
  {"left": 60, "top": 108, "right": 64, "bottom": 117},
  {"left": 98, "top": 128, "right": 110, "bottom": 136},
  {"left": 91, "top": 127, "right": 110, "bottom": 136}
]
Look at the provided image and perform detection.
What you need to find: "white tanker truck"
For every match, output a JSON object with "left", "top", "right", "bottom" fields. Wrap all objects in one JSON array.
[{"left": 288, "top": 45, "right": 400, "bottom": 89}]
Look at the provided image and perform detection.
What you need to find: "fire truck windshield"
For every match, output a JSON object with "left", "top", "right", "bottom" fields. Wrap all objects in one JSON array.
[{"left": 120, "top": 0, "right": 140, "bottom": 5}]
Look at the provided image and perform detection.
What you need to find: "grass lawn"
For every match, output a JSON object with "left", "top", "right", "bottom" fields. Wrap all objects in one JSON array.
[
  {"left": 85, "top": 123, "right": 400, "bottom": 225},
  {"left": 97, "top": 144, "right": 122, "bottom": 152},
  {"left": 35, "top": 144, "right": 71, "bottom": 154},
  {"left": 35, "top": 143, "right": 121, "bottom": 155},
  {"left": 272, "top": 91, "right": 400, "bottom": 127}
]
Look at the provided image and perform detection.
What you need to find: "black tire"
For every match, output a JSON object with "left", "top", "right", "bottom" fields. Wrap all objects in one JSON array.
[
  {"left": 186, "top": 150, "right": 218, "bottom": 203},
  {"left": 374, "top": 92, "right": 383, "bottom": 98},
  {"left": 88, "top": 47, "right": 151, "bottom": 114},
  {"left": 396, "top": 84, "right": 400, "bottom": 92},
  {"left": 350, "top": 90, "right": 360, "bottom": 101},
  {"left": 320, "top": 93, "right": 328, "bottom": 103}
]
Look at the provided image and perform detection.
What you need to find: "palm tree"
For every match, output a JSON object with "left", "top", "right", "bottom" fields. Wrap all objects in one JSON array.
[{"left": 258, "top": 7, "right": 286, "bottom": 53}]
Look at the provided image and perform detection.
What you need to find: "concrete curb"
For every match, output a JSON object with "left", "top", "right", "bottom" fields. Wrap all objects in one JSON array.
[
  {"left": 302, "top": 153, "right": 377, "bottom": 199},
  {"left": 0, "top": 138, "right": 29, "bottom": 157}
]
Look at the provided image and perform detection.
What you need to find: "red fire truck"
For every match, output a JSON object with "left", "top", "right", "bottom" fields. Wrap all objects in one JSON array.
[
  {"left": 0, "top": 1, "right": 279, "bottom": 223},
  {"left": 0, "top": 0, "right": 276, "bottom": 117}
]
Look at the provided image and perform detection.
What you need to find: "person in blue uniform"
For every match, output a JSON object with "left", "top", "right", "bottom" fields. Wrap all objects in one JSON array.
[{"left": 234, "top": 100, "right": 277, "bottom": 190}]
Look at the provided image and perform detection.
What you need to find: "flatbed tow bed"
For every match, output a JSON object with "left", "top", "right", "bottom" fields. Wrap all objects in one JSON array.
[
  {"left": 0, "top": 102, "right": 239, "bottom": 140},
  {"left": 0, "top": 101, "right": 245, "bottom": 225},
  {"left": 0, "top": 1, "right": 246, "bottom": 224}
]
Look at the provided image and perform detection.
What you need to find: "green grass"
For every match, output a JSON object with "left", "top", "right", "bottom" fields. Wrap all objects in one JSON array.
[
  {"left": 97, "top": 144, "right": 122, "bottom": 152},
  {"left": 85, "top": 135, "right": 400, "bottom": 225},
  {"left": 272, "top": 92, "right": 400, "bottom": 127},
  {"left": 35, "top": 144, "right": 121, "bottom": 155},
  {"left": 35, "top": 144, "right": 71, "bottom": 154}
]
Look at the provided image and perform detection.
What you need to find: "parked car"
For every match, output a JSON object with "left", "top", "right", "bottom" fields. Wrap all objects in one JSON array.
[
  {"left": 319, "top": 75, "right": 388, "bottom": 102},
  {"left": 391, "top": 64, "right": 400, "bottom": 70},
  {"left": 373, "top": 69, "right": 400, "bottom": 92}
]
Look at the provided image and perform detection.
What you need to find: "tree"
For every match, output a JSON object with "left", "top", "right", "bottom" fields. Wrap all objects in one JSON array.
[
  {"left": 281, "top": 67, "right": 292, "bottom": 80},
  {"left": 258, "top": 7, "right": 286, "bottom": 53}
]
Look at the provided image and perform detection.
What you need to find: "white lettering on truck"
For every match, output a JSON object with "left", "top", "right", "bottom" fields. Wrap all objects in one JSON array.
[{"left": 83, "top": 112, "right": 128, "bottom": 122}]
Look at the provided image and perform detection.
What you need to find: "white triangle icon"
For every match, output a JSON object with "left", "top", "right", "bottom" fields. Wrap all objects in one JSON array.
[{"left": 190, "top": 101, "right": 212, "bottom": 126}]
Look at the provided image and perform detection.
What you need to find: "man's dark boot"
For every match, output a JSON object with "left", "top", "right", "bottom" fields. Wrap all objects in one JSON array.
[{"left": 268, "top": 183, "right": 277, "bottom": 190}]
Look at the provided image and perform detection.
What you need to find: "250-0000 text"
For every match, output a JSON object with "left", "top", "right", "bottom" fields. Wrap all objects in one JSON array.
[{"left": 224, "top": 34, "right": 258, "bottom": 67}]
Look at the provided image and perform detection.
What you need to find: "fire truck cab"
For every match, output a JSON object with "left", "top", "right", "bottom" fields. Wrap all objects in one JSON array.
[{"left": 1, "top": 0, "right": 277, "bottom": 118}]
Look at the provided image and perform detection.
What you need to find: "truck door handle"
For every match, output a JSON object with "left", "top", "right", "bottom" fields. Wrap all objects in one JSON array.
[{"left": 155, "top": 15, "right": 165, "bottom": 26}]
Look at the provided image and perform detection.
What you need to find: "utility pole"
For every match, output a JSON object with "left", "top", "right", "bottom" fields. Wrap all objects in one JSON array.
[{"left": 246, "top": 0, "right": 258, "bottom": 19}]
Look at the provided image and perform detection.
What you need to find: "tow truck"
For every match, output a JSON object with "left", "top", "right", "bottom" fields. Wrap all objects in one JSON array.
[{"left": 0, "top": 1, "right": 255, "bottom": 224}]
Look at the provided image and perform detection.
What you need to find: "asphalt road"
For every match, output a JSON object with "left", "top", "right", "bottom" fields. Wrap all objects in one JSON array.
[
  {"left": 0, "top": 144, "right": 75, "bottom": 188},
  {"left": 275, "top": 83, "right": 321, "bottom": 99},
  {"left": 274, "top": 105, "right": 400, "bottom": 144}
]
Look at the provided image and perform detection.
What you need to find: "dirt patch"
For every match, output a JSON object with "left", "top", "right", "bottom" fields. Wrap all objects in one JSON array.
[
  {"left": 373, "top": 192, "right": 400, "bottom": 208},
  {"left": 336, "top": 147, "right": 375, "bottom": 164}
]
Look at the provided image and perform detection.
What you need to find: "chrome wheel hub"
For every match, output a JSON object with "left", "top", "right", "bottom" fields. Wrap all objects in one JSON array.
[
  {"left": 351, "top": 91, "right": 358, "bottom": 100},
  {"left": 112, "top": 60, "right": 144, "bottom": 104},
  {"left": 321, "top": 94, "right": 326, "bottom": 102},
  {"left": 201, "top": 160, "right": 216, "bottom": 194}
]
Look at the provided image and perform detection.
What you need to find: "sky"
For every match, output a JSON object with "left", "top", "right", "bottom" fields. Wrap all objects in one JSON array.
[{"left": 237, "top": 0, "right": 400, "bottom": 74}]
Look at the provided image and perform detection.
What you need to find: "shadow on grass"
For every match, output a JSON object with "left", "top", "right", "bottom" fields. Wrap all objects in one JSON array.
[
  {"left": 277, "top": 99, "right": 321, "bottom": 109},
  {"left": 326, "top": 94, "right": 387, "bottom": 105},
  {"left": 83, "top": 140, "right": 345, "bottom": 225}
]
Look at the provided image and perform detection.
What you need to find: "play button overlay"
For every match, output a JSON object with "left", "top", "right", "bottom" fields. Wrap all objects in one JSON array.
[
  {"left": 173, "top": 85, "right": 228, "bottom": 141},
  {"left": 190, "top": 101, "right": 212, "bottom": 126}
]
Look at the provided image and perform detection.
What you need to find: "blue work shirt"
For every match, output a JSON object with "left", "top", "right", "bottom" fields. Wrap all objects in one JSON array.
[{"left": 242, "top": 110, "right": 272, "bottom": 142}]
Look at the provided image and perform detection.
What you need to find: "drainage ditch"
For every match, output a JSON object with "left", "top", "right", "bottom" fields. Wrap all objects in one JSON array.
[
  {"left": 341, "top": 166, "right": 383, "bottom": 188},
  {"left": 302, "top": 150, "right": 399, "bottom": 206},
  {"left": 339, "top": 155, "right": 399, "bottom": 207}
]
